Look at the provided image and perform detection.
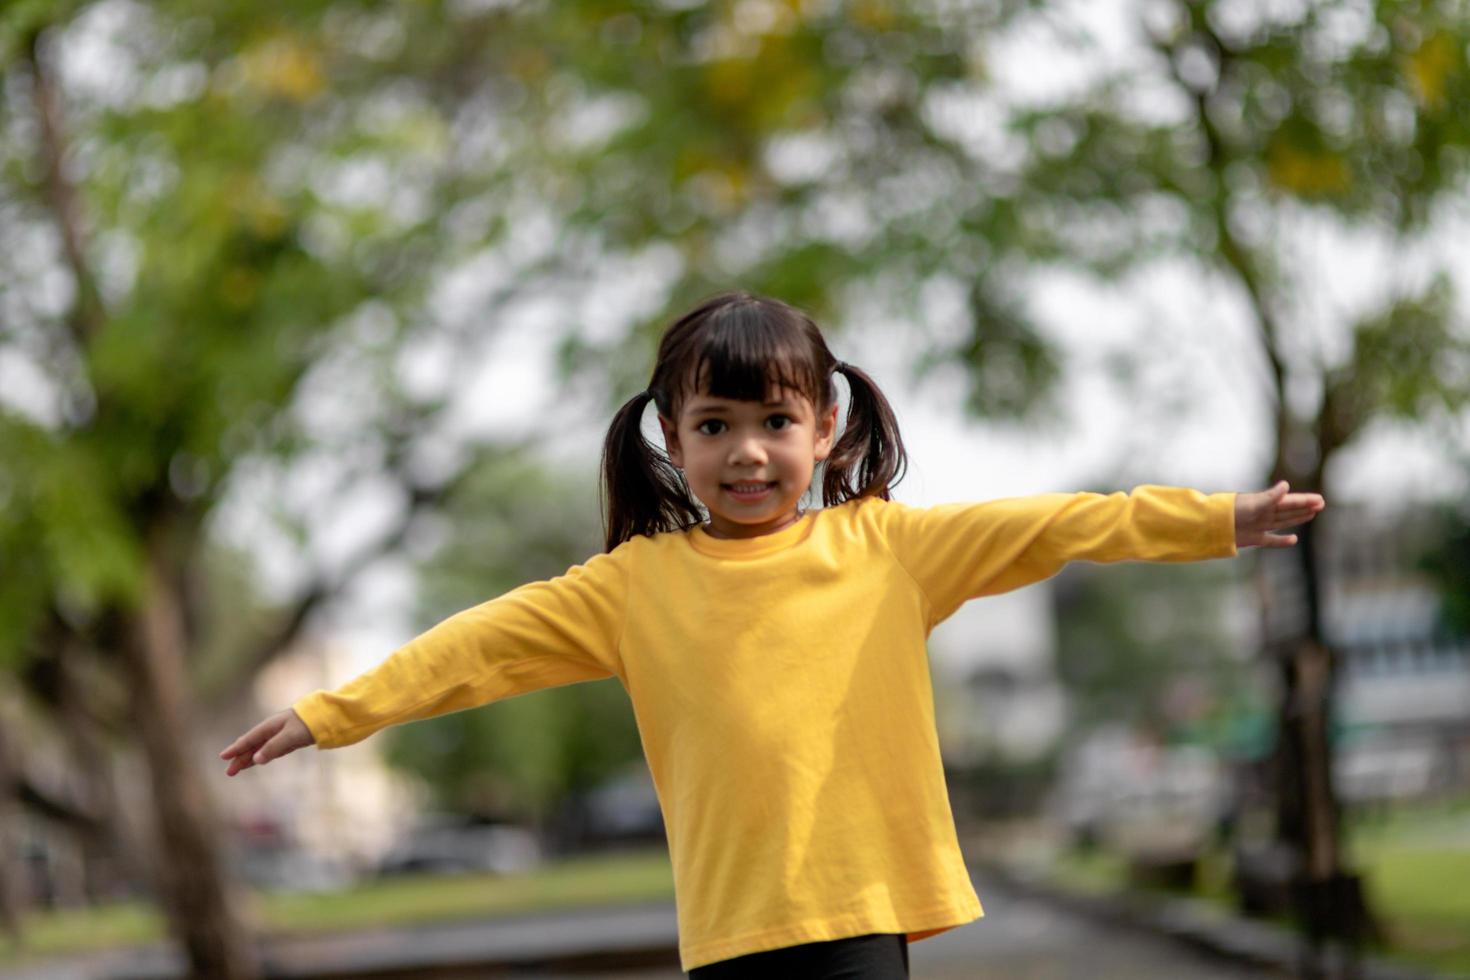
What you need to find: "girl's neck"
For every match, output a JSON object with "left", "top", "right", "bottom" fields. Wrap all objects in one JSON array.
[{"left": 702, "top": 507, "right": 806, "bottom": 540}]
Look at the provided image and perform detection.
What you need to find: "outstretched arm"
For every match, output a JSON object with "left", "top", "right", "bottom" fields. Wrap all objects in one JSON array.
[
  {"left": 217, "top": 549, "right": 629, "bottom": 762},
  {"left": 878, "top": 485, "right": 1239, "bottom": 623},
  {"left": 1234, "top": 480, "right": 1325, "bottom": 549}
]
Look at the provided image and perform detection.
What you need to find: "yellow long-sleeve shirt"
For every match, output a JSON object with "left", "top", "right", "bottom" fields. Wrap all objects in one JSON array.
[{"left": 292, "top": 485, "right": 1237, "bottom": 970}]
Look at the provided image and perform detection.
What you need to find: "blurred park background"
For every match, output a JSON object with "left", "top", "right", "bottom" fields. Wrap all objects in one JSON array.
[{"left": 1, "top": 0, "right": 1468, "bottom": 977}]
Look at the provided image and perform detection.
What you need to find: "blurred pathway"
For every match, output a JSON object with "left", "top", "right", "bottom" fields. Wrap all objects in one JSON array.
[
  {"left": 1, "top": 873, "right": 1288, "bottom": 979},
  {"left": 507, "top": 876, "right": 1282, "bottom": 979},
  {"left": 905, "top": 876, "right": 1284, "bottom": 979}
]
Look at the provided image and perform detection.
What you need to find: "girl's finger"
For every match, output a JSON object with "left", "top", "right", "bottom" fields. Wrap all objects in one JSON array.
[
  {"left": 221, "top": 717, "right": 280, "bottom": 761},
  {"left": 1241, "top": 531, "right": 1299, "bottom": 549},
  {"left": 1279, "top": 495, "right": 1324, "bottom": 509},
  {"left": 220, "top": 734, "right": 250, "bottom": 759},
  {"left": 224, "top": 733, "right": 262, "bottom": 769},
  {"left": 254, "top": 730, "right": 299, "bottom": 766},
  {"left": 220, "top": 736, "right": 253, "bottom": 760},
  {"left": 1270, "top": 511, "right": 1320, "bottom": 526}
]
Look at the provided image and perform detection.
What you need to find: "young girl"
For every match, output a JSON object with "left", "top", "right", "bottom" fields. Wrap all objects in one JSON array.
[{"left": 221, "top": 290, "right": 1324, "bottom": 978}]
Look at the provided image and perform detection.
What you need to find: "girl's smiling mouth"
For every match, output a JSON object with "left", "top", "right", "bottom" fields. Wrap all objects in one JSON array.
[{"left": 724, "top": 481, "right": 777, "bottom": 501}]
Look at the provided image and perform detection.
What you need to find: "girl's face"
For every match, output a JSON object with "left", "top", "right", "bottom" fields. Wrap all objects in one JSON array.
[{"left": 659, "top": 386, "right": 839, "bottom": 539}]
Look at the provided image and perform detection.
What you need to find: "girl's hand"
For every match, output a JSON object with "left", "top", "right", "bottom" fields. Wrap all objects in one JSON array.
[
  {"left": 1235, "top": 480, "right": 1325, "bottom": 549},
  {"left": 219, "top": 708, "right": 315, "bottom": 777}
]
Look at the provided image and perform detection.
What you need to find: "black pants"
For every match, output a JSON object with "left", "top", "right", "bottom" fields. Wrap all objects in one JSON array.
[{"left": 688, "top": 932, "right": 909, "bottom": 979}]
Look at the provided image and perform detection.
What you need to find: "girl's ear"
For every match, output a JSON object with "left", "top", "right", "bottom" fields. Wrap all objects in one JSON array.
[
  {"left": 657, "top": 414, "right": 684, "bottom": 468},
  {"left": 813, "top": 402, "right": 840, "bottom": 462}
]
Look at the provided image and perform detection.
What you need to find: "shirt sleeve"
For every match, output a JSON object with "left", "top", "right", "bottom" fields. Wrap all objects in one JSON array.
[
  {"left": 875, "top": 484, "right": 1238, "bottom": 625},
  {"left": 291, "top": 548, "right": 629, "bottom": 749}
]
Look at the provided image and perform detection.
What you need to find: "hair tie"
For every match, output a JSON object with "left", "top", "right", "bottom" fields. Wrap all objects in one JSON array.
[{"left": 833, "top": 360, "right": 849, "bottom": 373}]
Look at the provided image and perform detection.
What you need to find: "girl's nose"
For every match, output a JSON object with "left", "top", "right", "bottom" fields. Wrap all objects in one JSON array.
[{"left": 728, "top": 437, "right": 767, "bottom": 465}]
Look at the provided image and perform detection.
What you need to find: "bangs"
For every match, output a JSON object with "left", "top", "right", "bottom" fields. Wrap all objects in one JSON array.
[{"left": 667, "top": 302, "right": 830, "bottom": 411}]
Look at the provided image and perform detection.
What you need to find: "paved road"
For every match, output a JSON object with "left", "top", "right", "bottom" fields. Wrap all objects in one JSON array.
[
  {"left": 2, "top": 874, "right": 1287, "bottom": 979},
  {"left": 508, "top": 877, "right": 1283, "bottom": 979},
  {"left": 906, "top": 878, "right": 1284, "bottom": 979}
]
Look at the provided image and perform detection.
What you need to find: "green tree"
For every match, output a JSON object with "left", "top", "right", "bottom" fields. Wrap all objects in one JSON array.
[{"left": 0, "top": 3, "right": 592, "bottom": 973}]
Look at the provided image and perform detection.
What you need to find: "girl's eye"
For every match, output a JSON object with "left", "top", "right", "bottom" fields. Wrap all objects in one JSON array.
[
  {"left": 696, "top": 420, "right": 726, "bottom": 435},
  {"left": 766, "top": 414, "right": 792, "bottom": 430}
]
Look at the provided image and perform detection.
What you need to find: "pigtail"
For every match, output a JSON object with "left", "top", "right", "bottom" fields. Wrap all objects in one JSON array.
[
  {"left": 600, "top": 389, "right": 703, "bottom": 552},
  {"left": 822, "top": 362, "right": 908, "bottom": 506}
]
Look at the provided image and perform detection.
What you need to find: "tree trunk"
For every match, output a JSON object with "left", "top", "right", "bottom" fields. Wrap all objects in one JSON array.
[
  {"left": 54, "top": 645, "right": 147, "bottom": 904},
  {"left": 121, "top": 546, "right": 260, "bottom": 980},
  {"left": 1265, "top": 461, "right": 1374, "bottom": 969},
  {"left": 0, "top": 702, "right": 27, "bottom": 945}
]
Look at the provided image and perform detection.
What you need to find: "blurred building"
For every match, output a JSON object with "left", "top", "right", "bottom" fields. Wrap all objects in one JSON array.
[
  {"left": 4, "top": 640, "right": 423, "bottom": 914},
  {"left": 927, "top": 587, "right": 1067, "bottom": 767},
  {"left": 1042, "top": 562, "right": 1257, "bottom": 852},
  {"left": 1, "top": 691, "right": 134, "bottom": 910},
  {"left": 1318, "top": 504, "right": 1470, "bottom": 802},
  {"left": 928, "top": 495, "right": 1470, "bottom": 861},
  {"left": 202, "top": 640, "right": 422, "bottom": 890},
  {"left": 1049, "top": 500, "right": 1470, "bottom": 853},
  {"left": 1052, "top": 727, "right": 1229, "bottom": 857}
]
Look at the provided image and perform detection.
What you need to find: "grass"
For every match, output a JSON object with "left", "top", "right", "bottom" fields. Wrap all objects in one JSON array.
[
  {"left": 0, "top": 845, "right": 675, "bottom": 969},
  {"left": 0, "top": 902, "right": 163, "bottom": 963},
  {"left": 1360, "top": 847, "right": 1470, "bottom": 976},
  {"left": 1049, "top": 846, "right": 1236, "bottom": 907},
  {"left": 1043, "top": 800, "right": 1470, "bottom": 977},
  {"left": 1045, "top": 848, "right": 1127, "bottom": 896},
  {"left": 1349, "top": 801, "right": 1470, "bottom": 977}
]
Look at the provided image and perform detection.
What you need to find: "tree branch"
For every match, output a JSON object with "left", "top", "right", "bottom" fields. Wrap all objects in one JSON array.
[
  {"left": 199, "top": 461, "right": 480, "bottom": 711},
  {"left": 24, "top": 616, "right": 130, "bottom": 738},
  {"left": 1148, "top": 14, "right": 1292, "bottom": 458},
  {"left": 0, "top": 704, "right": 108, "bottom": 840},
  {"left": 24, "top": 25, "right": 107, "bottom": 350},
  {"left": 15, "top": 775, "right": 107, "bottom": 836}
]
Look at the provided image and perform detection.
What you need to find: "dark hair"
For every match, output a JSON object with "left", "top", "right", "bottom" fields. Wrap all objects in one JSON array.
[{"left": 599, "top": 290, "right": 907, "bottom": 551}]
